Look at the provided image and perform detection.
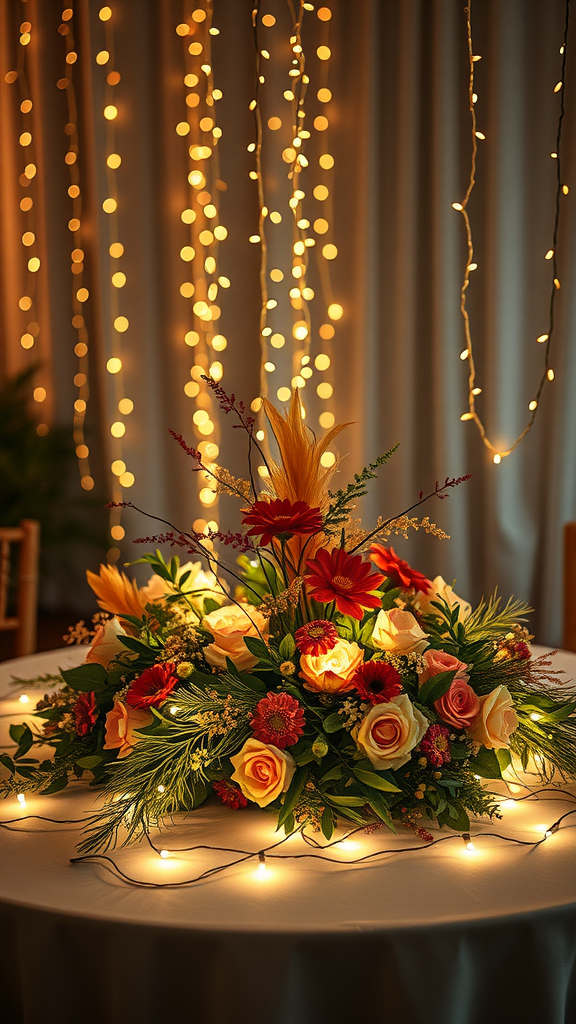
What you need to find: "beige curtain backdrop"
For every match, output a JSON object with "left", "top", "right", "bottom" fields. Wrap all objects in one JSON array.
[{"left": 0, "top": 0, "right": 575, "bottom": 644}]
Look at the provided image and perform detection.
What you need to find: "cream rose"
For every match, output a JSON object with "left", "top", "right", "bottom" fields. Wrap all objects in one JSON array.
[
  {"left": 299, "top": 638, "right": 364, "bottom": 693},
  {"left": 468, "top": 685, "right": 519, "bottom": 749},
  {"left": 371, "top": 608, "right": 429, "bottom": 655},
  {"left": 203, "top": 603, "right": 269, "bottom": 671},
  {"left": 416, "top": 576, "right": 472, "bottom": 620},
  {"left": 355, "top": 693, "right": 428, "bottom": 770},
  {"left": 85, "top": 617, "right": 127, "bottom": 669},
  {"left": 230, "top": 738, "right": 295, "bottom": 807},
  {"left": 141, "top": 561, "right": 228, "bottom": 611},
  {"left": 103, "top": 701, "right": 153, "bottom": 759}
]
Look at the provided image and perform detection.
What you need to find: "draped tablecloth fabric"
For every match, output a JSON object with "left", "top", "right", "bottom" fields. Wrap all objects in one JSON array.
[{"left": 1, "top": 647, "right": 575, "bottom": 1024}]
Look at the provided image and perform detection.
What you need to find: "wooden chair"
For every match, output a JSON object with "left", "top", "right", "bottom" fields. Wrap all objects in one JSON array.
[
  {"left": 0, "top": 520, "right": 40, "bottom": 657},
  {"left": 564, "top": 522, "right": 576, "bottom": 653}
]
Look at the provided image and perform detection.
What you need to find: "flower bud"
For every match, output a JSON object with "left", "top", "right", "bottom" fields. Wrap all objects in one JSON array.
[
  {"left": 312, "top": 737, "right": 329, "bottom": 758},
  {"left": 177, "top": 661, "right": 193, "bottom": 678}
]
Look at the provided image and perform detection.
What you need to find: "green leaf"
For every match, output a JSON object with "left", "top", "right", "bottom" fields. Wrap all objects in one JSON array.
[
  {"left": 75, "top": 755, "right": 104, "bottom": 769},
  {"left": 243, "top": 635, "right": 275, "bottom": 665},
  {"left": 10, "top": 723, "right": 33, "bottom": 758},
  {"left": 283, "top": 812, "right": 295, "bottom": 835},
  {"left": 326, "top": 793, "right": 366, "bottom": 808},
  {"left": 471, "top": 747, "right": 503, "bottom": 779},
  {"left": 202, "top": 597, "right": 221, "bottom": 616},
  {"left": 9, "top": 723, "right": 26, "bottom": 745},
  {"left": 353, "top": 767, "right": 401, "bottom": 793},
  {"left": 323, "top": 712, "right": 345, "bottom": 734},
  {"left": 319, "top": 764, "right": 342, "bottom": 785},
  {"left": 42, "top": 774, "right": 69, "bottom": 795},
  {"left": 495, "top": 748, "right": 512, "bottom": 773},
  {"left": 0, "top": 753, "right": 15, "bottom": 774},
  {"left": 279, "top": 634, "right": 296, "bottom": 660},
  {"left": 117, "top": 636, "right": 156, "bottom": 658},
  {"left": 446, "top": 800, "right": 470, "bottom": 831},
  {"left": 363, "top": 790, "right": 396, "bottom": 830},
  {"left": 418, "top": 670, "right": 456, "bottom": 706},
  {"left": 60, "top": 662, "right": 108, "bottom": 693},
  {"left": 277, "top": 768, "right": 309, "bottom": 829},
  {"left": 321, "top": 806, "right": 334, "bottom": 840}
]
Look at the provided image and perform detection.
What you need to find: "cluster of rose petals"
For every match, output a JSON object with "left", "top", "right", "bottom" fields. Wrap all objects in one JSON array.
[
  {"left": 355, "top": 694, "right": 428, "bottom": 770},
  {"left": 230, "top": 738, "right": 295, "bottom": 807},
  {"left": 371, "top": 608, "right": 429, "bottom": 655},
  {"left": 203, "top": 604, "right": 269, "bottom": 672}
]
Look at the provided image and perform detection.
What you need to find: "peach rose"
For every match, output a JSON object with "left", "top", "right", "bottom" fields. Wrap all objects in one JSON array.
[
  {"left": 467, "top": 685, "right": 519, "bottom": 749},
  {"left": 141, "top": 561, "right": 228, "bottom": 611},
  {"left": 203, "top": 604, "right": 269, "bottom": 671},
  {"left": 371, "top": 608, "right": 429, "bottom": 655},
  {"left": 416, "top": 576, "right": 472, "bottom": 620},
  {"left": 103, "top": 701, "right": 153, "bottom": 759},
  {"left": 85, "top": 617, "right": 127, "bottom": 669},
  {"left": 355, "top": 693, "right": 428, "bottom": 770},
  {"left": 299, "top": 638, "right": 364, "bottom": 693},
  {"left": 230, "top": 738, "right": 295, "bottom": 807},
  {"left": 420, "top": 648, "right": 469, "bottom": 685}
]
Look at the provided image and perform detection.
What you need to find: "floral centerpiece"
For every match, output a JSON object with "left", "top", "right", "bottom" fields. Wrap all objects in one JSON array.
[{"left": 2, "top": 382, "right": 575, "bottom": 853}]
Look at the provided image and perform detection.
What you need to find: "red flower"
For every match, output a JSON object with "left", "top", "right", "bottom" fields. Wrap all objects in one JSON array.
[
  {"left": 242, "top": 498, "right": 323, "bottom": 546},
  {"left": 351, "top": 660, "right": 403, "bottom": 705},
  {"left": 370, "top": 545, "right": 432, "bottom": 594},
  {"left": 497, "top": 637, "right": 531, "bottom": 661},
  {"left": 74, "top": 691, "right": 98, "bottom": 737},
  {"left": 213, "top": 779, "right": 248, "bottom": 810},
  {"left": 251, "top": 691, "right": 305, "bottom": 748},
  {"left": 126, "top": 662, "right": 178, "bottom": 709},
  {"left": 295, "top": 619, "right": 339, "bottom": 656},
  {"left": 420, "top": 724, "right": 452, "bottom": 767},
  {"left": 305, "top": 547, "right": 384, "bottom": 620}
]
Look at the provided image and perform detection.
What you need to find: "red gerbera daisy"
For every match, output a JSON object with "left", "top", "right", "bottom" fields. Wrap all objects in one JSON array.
[
  {"left": 295, "top": 619, "right": 339, "bottom": 656},
  {"left": 74, "top": 691, "right": 98, "bottom": 738},
  {"left": 304, "top": 546, "right": 384, "bottom": 620},
  {"left": 242, "top": 498, "right": 323, "bottom": 546},
  {"left": 351, "top": 660, "right": 403, "bottom": 705},
  {"left": 370, "top": 544, "right": 432, "bottom": 594},
  {"left": 126, "top": 662, "right": 178, "bottom": 709},
  {"left": 251, "top": 691, "right": 305, "bottom": 748},
  {"left": 213, "top": 779, "right": 248, "bottom": 810},
  {"left": 420, "top": 724, "right": 452, "bottom": 767}
]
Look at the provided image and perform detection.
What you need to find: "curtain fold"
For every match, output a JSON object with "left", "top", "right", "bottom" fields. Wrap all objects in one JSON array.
[{"left": 0, "top": 0, "right": 574, "bottom": 644}]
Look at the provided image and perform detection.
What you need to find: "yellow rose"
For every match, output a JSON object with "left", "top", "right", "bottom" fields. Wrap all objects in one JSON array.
[
  {"left": 103, "top": 701, "right": 153, "bottom": 759},
  {"left": 416, "top": 575, "right": 472, "bottom": 620},
  {"left": 299, "top": 638, "right": 364, "bottom": 693},
  {"left": 230, "top": 738, "right": 295, "bottom": 807},
  {"left": 467, "top": 685, "right": 519, "bottom": 749},
  {"left": 84, "top": 617, "right": 127, "bottom": 669},
  {"left": 203, "top": 603, "right": 269, "bottom": 671},
  {"left": 371, "top": 608, "right": 429, "bottom": 655},
  {"left": 355, "top": 694, "right": 428, "bottom": 770}
]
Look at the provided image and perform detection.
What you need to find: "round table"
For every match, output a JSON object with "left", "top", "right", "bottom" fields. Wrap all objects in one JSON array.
[{"left": 1, "top": 646, "right": 575, "bottom": 1024}]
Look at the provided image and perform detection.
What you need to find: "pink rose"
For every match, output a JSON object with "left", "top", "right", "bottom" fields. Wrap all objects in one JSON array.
[
  {"left": 434, "top": 677, "right": 480, "bottom": 730},
  {"left": 85, "top": 617, "right": 127, "bottom": 669},
  {"left": 420, "top": 648, "right": 469, "bottom": 685},
  {"left": 103, "top": 701, "right": 153, "bottom": 759},
  {"left": 467, "top": 685, "right": 519, "bottom": 749}
]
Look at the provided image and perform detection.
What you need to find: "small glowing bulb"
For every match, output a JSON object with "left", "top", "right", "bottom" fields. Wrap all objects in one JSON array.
[
  {"left": 19, "top": 694, "right": 30, "bottom": 704},
  {"left": 529, "top": 712, "right": 542, "bottom": 721},
  {"left": 466, "top": 841, "right": 475, "bottom": 852},
  {"left": 159, "top": 849, "right": 170, "bottom": 859},
  {"left": 500, "top": 799, "right": 516, "bottom": 809},
  {"left": 452, "top": 202, "right": 464, "bottom": 211},
  {"left": 17, "top": 793, "right": 26, "bottom": 807},
  {"left": 256, "top": 852, "right": 267, "bottom": 877},
  {"left": 493, "top": 453, "right": 502, "bottom": 464},
  {"left": 169, "top": 706, "right": 180, "bottom": 716},
  {"left": 157, "top": 784, "right": 165, "bottom": 793},
  {"left": 536, "top": 334, "right": 549, "bottom": 343}
]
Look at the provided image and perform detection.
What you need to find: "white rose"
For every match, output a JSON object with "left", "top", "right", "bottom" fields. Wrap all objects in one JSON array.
[
  {"left": 84, "top": 617, "right": 127, "bottom": 669},
  {"left": 371, "top": 608, "right": 429, "bottom": 655},
  {"left": 355, "top": 694, "right": 428, "bottom": 770},
  {"left": 416, "top": 576, "right": 471, "bottom": 620}
]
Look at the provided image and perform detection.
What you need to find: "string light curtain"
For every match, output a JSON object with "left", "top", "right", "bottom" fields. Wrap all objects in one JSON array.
[{"left": 0, "top": 0, "right": 575, "bottom": 647}]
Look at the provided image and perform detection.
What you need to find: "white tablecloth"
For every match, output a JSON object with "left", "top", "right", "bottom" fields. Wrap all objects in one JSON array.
[{"left": 1, "top": 647, "right": 575, "bottom": 1024}]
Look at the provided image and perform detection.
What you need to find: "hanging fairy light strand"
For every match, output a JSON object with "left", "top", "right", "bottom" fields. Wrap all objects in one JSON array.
[
  {"left": 455, "top": 0, "right": 570, "bottom": 465},
  {"left": 175, "top": 1, "right": 228, "bottom": 535},
  {"left": 57, "top": 4, "right": 94, "bottom": 492},
  {"left": 96, "top": 4, "right": 134, "bottom": 559},
  {"left": 249, "top": 1, "right": 340, "bottom": 465},
  {"left": 4, "top": 3, "right": 48, "bottom": 433}
]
